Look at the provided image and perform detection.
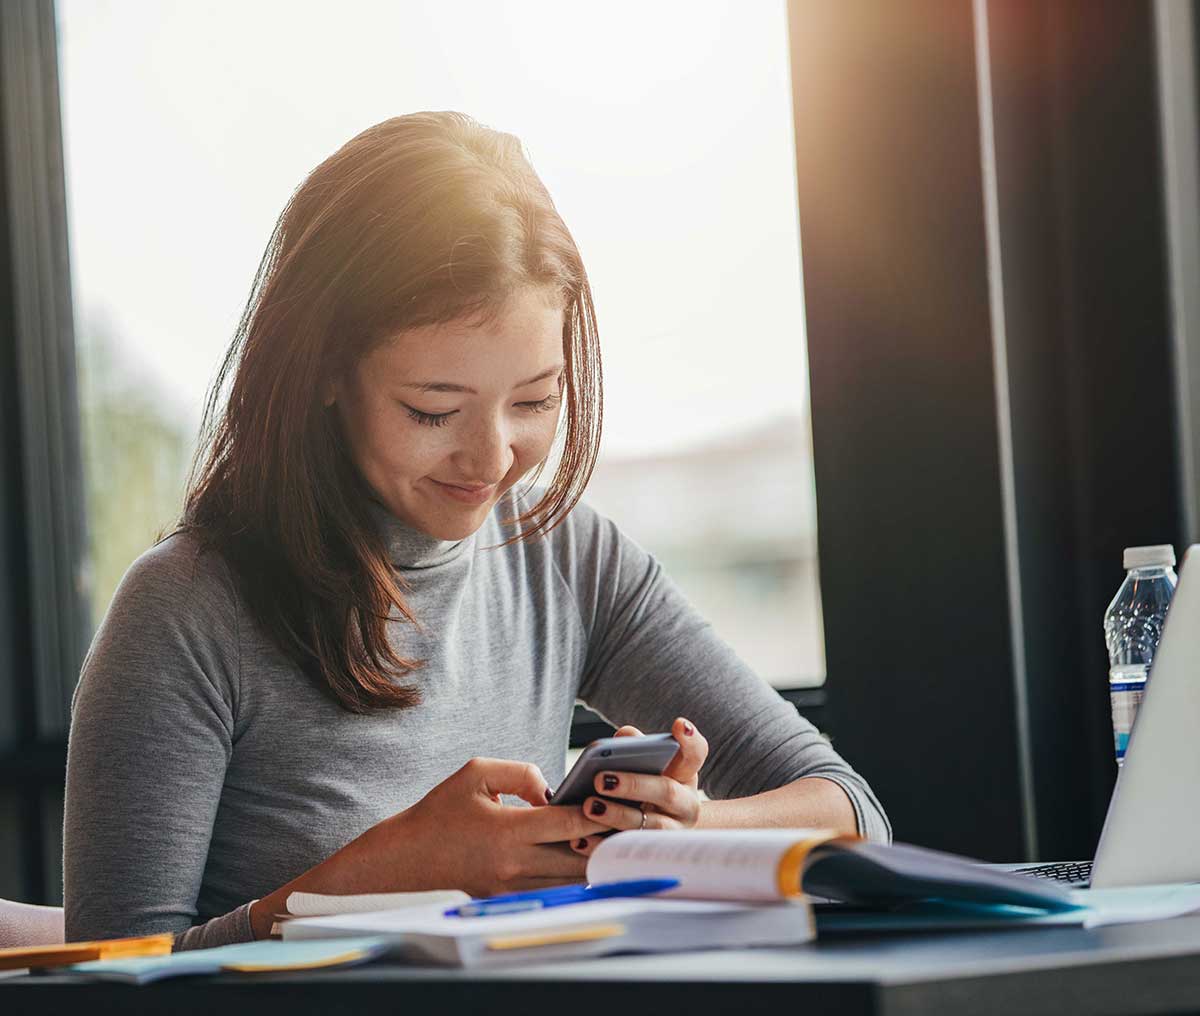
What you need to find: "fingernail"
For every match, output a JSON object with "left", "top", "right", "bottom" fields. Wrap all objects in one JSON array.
[
  {"left": 684, "top": 722, "right": 695, "bottom": 736},
  {"left": 544, "top": 788, "right": 554, "bottom": 802},
  {"left": 590, "top": 800, "right": 607, "bottom": 816},
  {"left": 576, "top": 838, "right": 589, "bottom": 850},
  {"left": 602, "top": 774, "right": 618, "bottom": 791}
]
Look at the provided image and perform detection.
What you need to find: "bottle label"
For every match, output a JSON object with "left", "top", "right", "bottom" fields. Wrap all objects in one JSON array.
[{"left": 1110, "top": 683, "right": 1146, "bottom": 761}]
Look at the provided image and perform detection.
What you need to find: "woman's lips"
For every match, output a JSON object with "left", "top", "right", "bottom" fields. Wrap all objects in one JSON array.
[{"left": 430, "top": 479, "right": 495, "bottom": 505}]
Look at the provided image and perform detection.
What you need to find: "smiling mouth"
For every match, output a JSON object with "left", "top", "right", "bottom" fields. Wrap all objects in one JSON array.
[
  {"left": 433, "top": 480, "right": 493, "bottom": 493},
  {"left": 429, "top": 479, "right": 497, "bottom": 504}
]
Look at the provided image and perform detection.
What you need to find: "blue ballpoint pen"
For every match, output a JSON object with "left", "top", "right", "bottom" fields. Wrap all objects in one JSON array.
[{"left": 445, "top": 878, "right": 680, "bottom": 917}]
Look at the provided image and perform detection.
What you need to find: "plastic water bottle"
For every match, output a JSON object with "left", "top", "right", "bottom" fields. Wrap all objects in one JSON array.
[{"left": 1103, "top": 545, "right": 1177, "bottom": 767}]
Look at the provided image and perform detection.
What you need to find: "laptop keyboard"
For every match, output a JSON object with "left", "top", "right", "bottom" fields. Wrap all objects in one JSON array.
[{"left": 1011, "top": 860, "right": 1092, "bottom": 887}]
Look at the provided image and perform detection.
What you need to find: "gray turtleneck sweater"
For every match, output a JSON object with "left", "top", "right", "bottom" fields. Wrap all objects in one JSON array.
[{"left": 63, "top": 487, "right": 890, "bottom": 949}]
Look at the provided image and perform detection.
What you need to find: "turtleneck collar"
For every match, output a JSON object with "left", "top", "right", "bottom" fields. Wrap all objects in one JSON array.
[{"left": 365, "top": 495, "right": 474, "bottom": 570}]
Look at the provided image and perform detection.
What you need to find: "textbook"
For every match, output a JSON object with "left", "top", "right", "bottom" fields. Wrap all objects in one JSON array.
[
  {"left": 282, "top": 896, "right": 813, "bottom": 967},
  {"left": 585, "top": 829, "right": 1079, "bottom": 912}
]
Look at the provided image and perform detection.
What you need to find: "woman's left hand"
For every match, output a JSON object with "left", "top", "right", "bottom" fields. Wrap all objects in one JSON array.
[{"left": 569, "top": 716, "right": 708, "bottom": 856}]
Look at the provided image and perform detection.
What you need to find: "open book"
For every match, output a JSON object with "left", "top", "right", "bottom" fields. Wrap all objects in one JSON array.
[
  {"left": 283, "top": 829, "right": 1089, "bottom": 965},
  {"left": 281, "top": 830, "right": 1082, "bottom": 965},
  {"left": 586, "top": 829, "right": 1078, "bottom": 912}
]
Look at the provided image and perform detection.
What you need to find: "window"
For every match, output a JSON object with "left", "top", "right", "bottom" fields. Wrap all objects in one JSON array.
[{"left": 57, "top": 0, "right": 823, "bottom": 688}]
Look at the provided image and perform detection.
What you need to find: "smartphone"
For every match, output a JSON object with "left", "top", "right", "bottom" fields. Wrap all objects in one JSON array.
[{"left": 552, "top": 732, "right": 680, "bottom": 806}]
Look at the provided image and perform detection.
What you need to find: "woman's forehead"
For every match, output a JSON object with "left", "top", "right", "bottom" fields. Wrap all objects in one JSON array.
[{"left": 369, "top": 292, "right": 565, "bottom": 387}]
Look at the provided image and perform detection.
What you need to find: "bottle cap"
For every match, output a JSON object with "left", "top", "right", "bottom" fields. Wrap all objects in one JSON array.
[{"left": 1123, "top": 544, "right": 1176, "bottom": 569}]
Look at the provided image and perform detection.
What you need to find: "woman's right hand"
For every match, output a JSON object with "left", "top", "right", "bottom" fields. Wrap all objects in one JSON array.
[
  {"left": 368, "top": 757, "right": 608, "bottom": 897},
  {"left": 250, "top": 757, "right": 607, "bottom": 937}
]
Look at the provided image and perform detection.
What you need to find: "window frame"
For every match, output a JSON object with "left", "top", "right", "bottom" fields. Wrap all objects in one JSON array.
[{"left": 0, "top": 0, "right": 89, "bottom": 902}]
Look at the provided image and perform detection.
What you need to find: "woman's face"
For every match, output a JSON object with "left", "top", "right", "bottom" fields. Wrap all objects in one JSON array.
[{"left": 332, "top": 288, "right": 566, "bottom": 541}]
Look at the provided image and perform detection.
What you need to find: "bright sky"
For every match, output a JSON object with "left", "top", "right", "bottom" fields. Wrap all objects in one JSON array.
[{"left": 56, "top": 0, "right": 810, "bottom": 459}]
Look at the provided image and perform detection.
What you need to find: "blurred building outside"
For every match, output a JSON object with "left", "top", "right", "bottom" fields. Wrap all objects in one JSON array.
[{"left": 584, "top": 414, "right": 824, "bottom": 688}]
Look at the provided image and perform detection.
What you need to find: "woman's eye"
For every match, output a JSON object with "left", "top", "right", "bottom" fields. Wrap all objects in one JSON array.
[
  {"left": 402, "top": 392, "right": 560, "bottom": 427},
  {"left": 404, "top": 405, "right": 457, "bottom": 428},
  {"left": 519, "top": 393, "right": 562, "bottom": 413}
]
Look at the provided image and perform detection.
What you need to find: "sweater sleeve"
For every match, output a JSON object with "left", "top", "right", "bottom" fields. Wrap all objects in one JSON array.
[
  {"left": 564, "top": 500, "right": 891, "bottom": 843},
  {"left": 63, "top": 535, "right": 255, "bottom": 949}
]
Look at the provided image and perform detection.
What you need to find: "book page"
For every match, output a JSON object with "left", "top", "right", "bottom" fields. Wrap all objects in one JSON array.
[{"left": 586, "top": 829, "right": 836, "bottom": 901}]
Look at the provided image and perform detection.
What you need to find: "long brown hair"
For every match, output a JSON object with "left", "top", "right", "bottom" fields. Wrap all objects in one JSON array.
[{"left": 183, "top": 112, "right": 603, "bottom": 712}]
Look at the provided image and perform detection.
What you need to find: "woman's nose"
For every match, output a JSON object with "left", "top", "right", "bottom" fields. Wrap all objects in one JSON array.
[{"left": 453, "top": 414, "right": 512, "bottom": 483}]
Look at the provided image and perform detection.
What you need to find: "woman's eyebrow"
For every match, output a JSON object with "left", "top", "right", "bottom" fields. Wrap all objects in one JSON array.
[{"left": 400, "top": 363, "right": 565, "bottom": 395}]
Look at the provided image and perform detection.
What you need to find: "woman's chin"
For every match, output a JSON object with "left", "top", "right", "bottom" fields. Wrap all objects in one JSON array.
[
  {"left": 416, "top": 495, "right": 495, "bottom": 541},
  {"left": 428, "top": 514, "right": 486, "bottom": 542}
]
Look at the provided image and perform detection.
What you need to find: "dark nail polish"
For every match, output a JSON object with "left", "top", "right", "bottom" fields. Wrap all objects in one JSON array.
[
  {"left": 576, "top": 838, "right": 589, "bottom": 850},
  {"left": 544, "top": 788, "right": 554, "bottom": 802},
  {"left": 590, "top": 800, "right": 607, "bottom": 816},
  {"left": 602, "top": 774, "right": 619, "bottom": 791},
  {"left": 684, "top": 722, "right": 695, "bottom": 736}
]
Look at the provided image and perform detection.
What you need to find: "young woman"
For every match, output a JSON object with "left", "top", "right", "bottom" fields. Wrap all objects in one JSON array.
[{"left": 63, "top": 112, "right": 890, "bottom": 949}]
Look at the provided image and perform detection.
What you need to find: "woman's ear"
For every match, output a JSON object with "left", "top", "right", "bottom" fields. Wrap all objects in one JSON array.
[{"left": 322, "top": 379, "right": 339, "bottom": 408}]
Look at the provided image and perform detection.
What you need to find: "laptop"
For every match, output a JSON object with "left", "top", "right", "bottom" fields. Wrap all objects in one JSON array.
[{"left": 1006, "top": 543, "right": 1200, "bottom": 889}]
